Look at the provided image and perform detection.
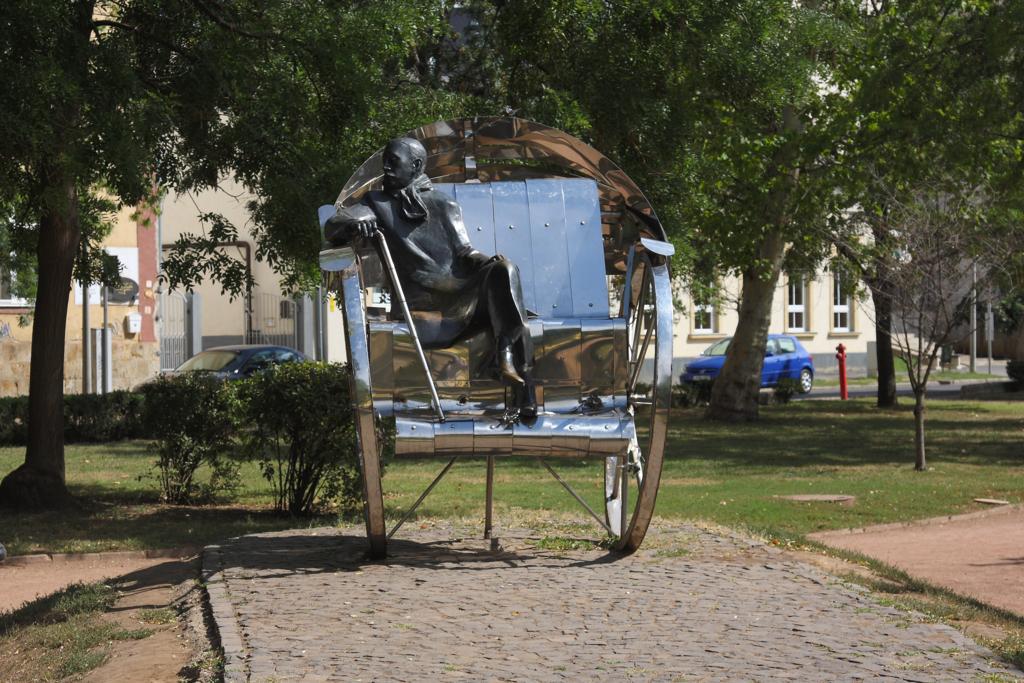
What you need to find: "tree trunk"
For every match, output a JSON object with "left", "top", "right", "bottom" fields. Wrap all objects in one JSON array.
[
  {"left": 706, "top": 233, "right": 786, "bottom": 421},
  {"left": 0, "top": 177, "right": 80, "bottom": 510},
  {"left": 913, "top": 389, "right": 926, "bottom": 471},
  {"left": 707, "top": 105, "right": 801, "bottom": 422},
  {"left": 868, "top": 280, "right": 899, "bottom": 408}
]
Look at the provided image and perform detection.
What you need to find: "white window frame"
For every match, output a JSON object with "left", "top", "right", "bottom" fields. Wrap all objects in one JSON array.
[
  {"left": 787, "top": 277, "right": 806, "bottom": 332},
  {"left": 832, "top": 272, "right": 851, "bottom": 332},
  {"left": 692, "top": 288, "right": 716, "bottom": 335},
  {"left": 0, "top": 269, "right": 29, "bottom": 307}
]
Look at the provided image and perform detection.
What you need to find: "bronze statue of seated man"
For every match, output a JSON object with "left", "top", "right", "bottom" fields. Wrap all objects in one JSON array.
[{"left": 324, "top": 136, "right": 536, "bottom": 416}]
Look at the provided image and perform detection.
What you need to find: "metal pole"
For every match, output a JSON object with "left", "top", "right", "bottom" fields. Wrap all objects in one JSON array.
[
  {"left": 969, "top": 265, "right": 977, "bottom": 372},
  {"left": 484, "top": 456, "right": 495, "bottom": 540},
  {"left": 81, "top": 240, "right": 91, "bottom": 394},
  {"left": 312, "top": 286, "right": 321, "bottom": 360},
  {"left": 374, "top": 232, "right": 445, "bottom": 422},
  {"left": 986, "top": 302, "right": 993, "bottom": 375},
  {"left": 101, "top": 285, "right": 110, "bottom": 394}
]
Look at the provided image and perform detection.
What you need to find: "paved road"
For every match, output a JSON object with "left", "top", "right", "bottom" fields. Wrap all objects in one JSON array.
[{"left": 204, "top": 523, "right": 1017, "bottom": 682}]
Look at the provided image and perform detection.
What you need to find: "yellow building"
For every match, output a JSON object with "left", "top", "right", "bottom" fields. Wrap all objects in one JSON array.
[{"left": 0, "top": 202, "right": 161, "bottom": 397}]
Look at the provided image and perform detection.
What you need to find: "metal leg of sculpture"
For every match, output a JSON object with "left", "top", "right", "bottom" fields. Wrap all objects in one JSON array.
[
  {"left": 484, "top": 455, "right": 495, "bottom": 540},
  {"left": 326, "top": 249, "right": 387, "bottom": 559}
]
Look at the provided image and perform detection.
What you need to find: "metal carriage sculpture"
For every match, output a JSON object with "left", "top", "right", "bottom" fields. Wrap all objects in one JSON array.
[{"left": 320, "top": 118, "right": 673, "bottom": 558}]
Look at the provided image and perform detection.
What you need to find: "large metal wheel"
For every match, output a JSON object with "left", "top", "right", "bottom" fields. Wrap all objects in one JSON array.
[
  {"left": 604, "top": 248, "right": 672, "bottom": 552},
  {"left": 328, "top": 249, "right": 387, "bottom": 558}
]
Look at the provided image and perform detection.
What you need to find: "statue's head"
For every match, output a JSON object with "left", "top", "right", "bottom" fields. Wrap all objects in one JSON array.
[{"left": 383, "top": 137, "right": 427, "bottom": 192}]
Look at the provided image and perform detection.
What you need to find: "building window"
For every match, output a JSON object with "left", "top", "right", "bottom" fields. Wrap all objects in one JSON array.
[
  {"left": 0, "top": 269, "right": 26, "bottom": 306},
  {"left": 787, "top": 277, "right": 806, "bottom": 332},
  {"left": 692, "top": 287, "right": 716, "bottom": 334},
  {"left": 833, "top": 272, "right": 852, "bottom": 332}
]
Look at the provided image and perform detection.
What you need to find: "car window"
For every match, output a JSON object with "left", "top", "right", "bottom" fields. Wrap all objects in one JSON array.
[
  {"left": 702, "top": 339, "right": 731, "bottom": 356},
  {"left": 764, "top": 339, "right": 778, "bottom": 355},
  {"left": 176, "top": 350, "right": 239, "bottom": 372},
  {"left": 778, "top": 338, "right": 796, "bottom": 354},
  {"left": 244, "top": 350, "right": 277, "bottom": 372},
  {"left": 274, "top": 350, "right": 299, "bottom": 363}
]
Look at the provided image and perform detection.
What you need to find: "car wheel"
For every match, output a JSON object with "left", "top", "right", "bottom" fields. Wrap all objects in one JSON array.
[{"left": 798, "top": 368, "right": 813, "bottom": 394}]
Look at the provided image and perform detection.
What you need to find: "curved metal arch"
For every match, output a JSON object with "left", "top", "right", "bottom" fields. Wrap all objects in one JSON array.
[{"left": 335, "top": 117, "right": 667, "bottom": 273}]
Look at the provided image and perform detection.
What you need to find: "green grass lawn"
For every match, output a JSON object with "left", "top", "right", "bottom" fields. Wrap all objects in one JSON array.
[{"left": 1, "top": 398, "right": 1021, "bottom": 555}]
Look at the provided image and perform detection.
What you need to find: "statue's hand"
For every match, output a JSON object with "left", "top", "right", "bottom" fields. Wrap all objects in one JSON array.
[{"left": 353, "top": 217, "right": 378, "bottom": 239}]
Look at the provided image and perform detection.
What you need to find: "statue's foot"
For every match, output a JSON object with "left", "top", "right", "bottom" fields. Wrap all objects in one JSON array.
[{"left": 499, "top": 347, "right": 525, "bottom": 385}]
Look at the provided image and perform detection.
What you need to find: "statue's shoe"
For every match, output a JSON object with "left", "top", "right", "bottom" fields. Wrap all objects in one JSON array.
[{"left": 499, "top": 347, "right": 525, "bottom": 385}]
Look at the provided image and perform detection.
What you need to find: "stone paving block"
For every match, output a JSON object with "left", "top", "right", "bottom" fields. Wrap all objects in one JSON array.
[{"left": 202, "top": 523, "right": 1020, "bottom": 682}]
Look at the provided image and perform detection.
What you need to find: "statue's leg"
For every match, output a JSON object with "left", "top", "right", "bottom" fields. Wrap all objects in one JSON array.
[{"left": 479, "top": 258, "right": 536, "bottom": 413}]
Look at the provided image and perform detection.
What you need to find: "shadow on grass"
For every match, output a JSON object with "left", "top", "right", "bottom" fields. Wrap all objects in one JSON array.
[{"left": 0, "top": 503, "right": 337, "bottom": 555}]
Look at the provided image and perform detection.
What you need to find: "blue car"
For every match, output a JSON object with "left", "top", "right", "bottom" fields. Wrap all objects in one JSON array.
[{"left": 680, "top": 334, "right": 814, "bottom": 393}]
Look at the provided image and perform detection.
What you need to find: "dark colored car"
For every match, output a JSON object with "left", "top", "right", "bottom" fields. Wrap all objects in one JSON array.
[
  {"left": 680, "top": 334, "right": 815, "bottom": 393},
  {"left": 167, "top": 344, "right": 310, "bottom": 381}
]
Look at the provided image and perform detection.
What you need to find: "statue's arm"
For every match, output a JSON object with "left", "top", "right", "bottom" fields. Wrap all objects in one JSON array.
[
  {"left": 445, "top": 199, "right": 493, "bottom": 268},
  {"left": 324, "top": 203, "right": 378, "bottom": 246}
]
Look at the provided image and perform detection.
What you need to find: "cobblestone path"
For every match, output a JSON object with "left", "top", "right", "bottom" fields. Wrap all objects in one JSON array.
[{"left": 203, "top": 523, "right": 1017, "bottom": 682}]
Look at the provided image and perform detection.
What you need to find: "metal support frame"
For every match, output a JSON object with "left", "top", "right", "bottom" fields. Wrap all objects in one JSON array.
[
  {"left": 484, "top": 456, "right": 495, "bottom": 539},
  {"left": 539, "top": 459, "right": 612, "bottom": 535},
  {"left": 388, "top": 456, "right": 459, "bottom": 540}
]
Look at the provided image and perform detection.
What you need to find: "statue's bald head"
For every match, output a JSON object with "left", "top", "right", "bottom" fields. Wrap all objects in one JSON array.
[{"left": 383, "top": 137, "right": 427, "bottom": 192}]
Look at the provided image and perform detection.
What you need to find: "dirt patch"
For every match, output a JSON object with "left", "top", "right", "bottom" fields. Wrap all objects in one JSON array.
[
  {"left": 0, "top": 554, "right": 184, "bottom": 614},
  {"left": 810, "top": 505, "right": 1024, "bottom": 617},
  {"left": 81, "top": 559, "right": 198, "bottom": 683},
  {"left": 0, "top": 552, "right": 216, "bottom": 682}
]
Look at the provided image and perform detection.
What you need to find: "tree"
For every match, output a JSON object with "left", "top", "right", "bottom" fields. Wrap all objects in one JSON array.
[
  {"left": 0, "top": 0, "right": 455, "bottom": 510},
  {"left": 867, "top": 180, "right": 1020, "bottom": 470},
  {"left": 830, "top": 0, "right": 1024, "bottom": 408},
  {"left": 462, "top": 0, "right": 857, "bottom": 421}
]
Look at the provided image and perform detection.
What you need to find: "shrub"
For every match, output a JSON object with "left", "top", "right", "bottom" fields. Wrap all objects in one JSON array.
[
  {"left": 0, "top": 396, "right": 28, "bottom": 445},
  {"left": 64, "top": 391, "right": 146, "bottom": 442},
  {"left": 140, "top": 374, "right": 239, "bottom": 504},
  {"left": 238, "top": 362, "right": 364, "bottom": 517},
  {"left": 773, "top": 378, "right": 801, "bottom": 404},
  {"left": 0, "top": 392, "right": 146, "bottom": 446},
  {"left": 1008, "top": 360, "right": 1024, "bottom": 384}
]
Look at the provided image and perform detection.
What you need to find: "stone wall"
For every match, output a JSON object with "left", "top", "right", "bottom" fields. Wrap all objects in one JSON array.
[{"left": 0, "top": 338, "right": 159, "bottom": 397}]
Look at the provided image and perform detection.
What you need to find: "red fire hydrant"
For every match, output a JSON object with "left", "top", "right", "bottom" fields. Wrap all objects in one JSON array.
[{"left": 836, "top": 343, "right": 848, "bottom": 400}]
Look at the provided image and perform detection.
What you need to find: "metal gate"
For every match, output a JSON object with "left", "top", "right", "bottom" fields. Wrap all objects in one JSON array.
[
  {"left": 246, "top": 292, "right": 299, "bottom": 349},
  {"left": 159, "top": 290, "right": 189, "bottom": 370}
]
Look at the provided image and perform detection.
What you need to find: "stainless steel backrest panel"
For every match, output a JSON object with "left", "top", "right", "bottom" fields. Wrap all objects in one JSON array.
[
  {"left": 491, "top": 182, "right": 538, "bottom": 314},
  {"left": 423, "top": 180, "right": 609, "bottom": 320},
  {"left": 451, "top": 183, "right": 499, "bottom": 256},
  {"left": 561, "top": 180, "right": 610, "bottom": 317},
  {"left": 525, "top": 179, "right": 574, "bottom": 317}
]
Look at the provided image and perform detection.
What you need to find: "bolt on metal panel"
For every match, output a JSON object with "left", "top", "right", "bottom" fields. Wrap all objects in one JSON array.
[
  {"left": 525, "top": 179, "right": 574, "bottom": 317},
  {"left": 561, "top": 179, "right": 609, "bottom": 317},
  {"left": 451, "top": 183, "right": 497, "bottom": 257},
  {"left": 491, "top": 182, "right": 538, "bottom": 314}
]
